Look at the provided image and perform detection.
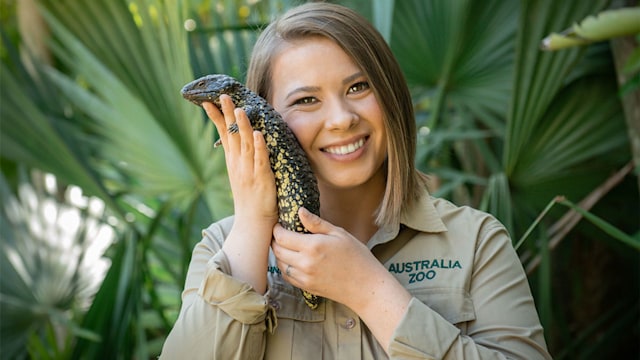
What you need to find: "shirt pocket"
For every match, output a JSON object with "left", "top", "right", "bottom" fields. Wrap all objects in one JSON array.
[
  {"left": 265, "top": 283, "right": 325, "bottom": 359},
  {"left": 410, "top": 287, "right": 476, "bottom": 325}
]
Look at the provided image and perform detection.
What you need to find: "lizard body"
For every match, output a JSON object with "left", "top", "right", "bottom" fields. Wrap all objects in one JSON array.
[{"left": 181, "top": 74, "right": 321, "bottom": 309}]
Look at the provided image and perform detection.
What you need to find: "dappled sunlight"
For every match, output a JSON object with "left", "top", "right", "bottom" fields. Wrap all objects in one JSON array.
[{"left": 3, "top": 173, "right": 116, "bottom": 310}]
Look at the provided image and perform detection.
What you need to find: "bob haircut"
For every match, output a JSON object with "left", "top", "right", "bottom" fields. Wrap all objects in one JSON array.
[{"left": 246, "top": 2, "right": 421, "bottom": 227}]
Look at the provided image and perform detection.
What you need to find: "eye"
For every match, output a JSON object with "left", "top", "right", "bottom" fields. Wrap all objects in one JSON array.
[
  {"left": 348, "top": 81, "right": 370, "bottom": 94},
  {"left": 292, "top": 96, "right": 317, "bottom": 106}
]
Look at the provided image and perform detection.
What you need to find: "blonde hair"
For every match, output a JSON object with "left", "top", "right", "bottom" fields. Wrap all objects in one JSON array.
[{"left": 246, "top": 2, "right": 420, "bottom": 227}]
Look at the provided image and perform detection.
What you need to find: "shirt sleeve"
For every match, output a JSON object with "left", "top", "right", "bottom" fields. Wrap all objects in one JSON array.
[
  {"left": 159, "top": 224, "right": 275, "bottom": 360},
  {"left": 387, "top": 218, "right": 552, "bottom": 360}
]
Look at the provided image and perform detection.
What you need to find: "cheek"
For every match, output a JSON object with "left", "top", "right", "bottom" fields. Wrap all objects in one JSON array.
[
  {"left": 284, "top": 116, "right": 316, "bottom": 153},
  {"left": 370, "top": 110, "right": 389, "bottom": 161},
  {"left": 365, "top": 98, "right": 384, "bottom": 127},
  {"left": 361, "top": 100, "right": 386, "bottom": 142}
]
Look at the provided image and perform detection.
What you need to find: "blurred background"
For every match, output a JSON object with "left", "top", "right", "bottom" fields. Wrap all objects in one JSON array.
[{"left": 1, "top": 0, "right": 638, "bottom": 358}]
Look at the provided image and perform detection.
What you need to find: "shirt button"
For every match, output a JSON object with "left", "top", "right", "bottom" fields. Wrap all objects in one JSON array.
[
  {"left": 269, "top": 300, "right": 280, "bottom": 311},
  {"left": 344, "top": 318, "right": 356, "bottom": 329}
]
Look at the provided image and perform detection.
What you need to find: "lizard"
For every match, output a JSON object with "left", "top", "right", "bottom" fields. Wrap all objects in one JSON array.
[{"left": 181, "top": 74, "right": 322, "bottom": 310}]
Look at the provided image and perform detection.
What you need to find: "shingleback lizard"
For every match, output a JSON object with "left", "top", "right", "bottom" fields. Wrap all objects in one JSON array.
[{"left": 181, "top": 74, "right": 322, "bottom": 310}]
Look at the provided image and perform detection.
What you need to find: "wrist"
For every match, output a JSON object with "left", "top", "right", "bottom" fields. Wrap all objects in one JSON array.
[
  {"left": 343, "top": 268, "right": 412, "bottom": 350},
  {"left": 344, "top": 268, "right": 411, "bottom": 312},
  {"left": 232, "top": 213, "right": 278, "bottom": 231},
  {"left": 221, "top": 217, "right": 275, "bottom": 294}
]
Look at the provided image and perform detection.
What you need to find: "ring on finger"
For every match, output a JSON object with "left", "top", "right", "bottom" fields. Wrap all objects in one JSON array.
[{"left": 286, "top": 264, "right": 292, "bottom": 277}]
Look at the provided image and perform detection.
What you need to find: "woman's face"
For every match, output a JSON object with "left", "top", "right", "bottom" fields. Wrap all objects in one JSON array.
[{"left": 269, "top": 37, "right": 387, "bottom": 192}]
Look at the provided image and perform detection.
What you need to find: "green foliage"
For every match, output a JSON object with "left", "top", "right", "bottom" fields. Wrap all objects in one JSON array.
[
  {"left": 388, "top": 0, "right": 638, "bottom": 356},
  {"left": 0, "top": 170, "right": 108, "bottom": 359},
  {"left": 1, "top": 0, "right": 637, "bottom": 358},
  {"left": 541, "top": 7, "right": 640, "bottom": 50},
  {"left": 0, "top": 0, "right": 294, "bottom": 358}
]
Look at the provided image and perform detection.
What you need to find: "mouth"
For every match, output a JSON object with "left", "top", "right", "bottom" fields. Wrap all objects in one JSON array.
[
  {"left": 184, "top": 92, "right": 221, "bottom": 107},
  {"left": 322, "top": 136, "right": 367, "bottom": 155}
]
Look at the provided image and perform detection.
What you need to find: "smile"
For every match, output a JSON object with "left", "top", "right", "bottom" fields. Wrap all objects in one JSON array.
[{"left": 323, "top": 137, "right": 366, "bottom": 155}]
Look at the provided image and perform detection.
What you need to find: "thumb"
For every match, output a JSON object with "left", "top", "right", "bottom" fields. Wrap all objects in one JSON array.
[{"left": 298, "top": 207, "right": 333, "bottom": 234}]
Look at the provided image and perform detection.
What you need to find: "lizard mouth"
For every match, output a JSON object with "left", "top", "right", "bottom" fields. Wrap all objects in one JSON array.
[{"left": 184, "top": 92, "right": 222, "bottom": 107}]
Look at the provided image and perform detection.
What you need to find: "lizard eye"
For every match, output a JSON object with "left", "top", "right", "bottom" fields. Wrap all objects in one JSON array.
[{"left": 197, "top": 81, "right": 205, "bottom": 88}]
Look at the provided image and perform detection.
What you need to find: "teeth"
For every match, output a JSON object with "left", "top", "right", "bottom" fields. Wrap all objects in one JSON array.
[{"left": 325, "top": 138, "right": 365, "bottom": 155}]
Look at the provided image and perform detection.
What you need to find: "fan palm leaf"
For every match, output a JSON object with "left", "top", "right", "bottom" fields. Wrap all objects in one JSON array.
[
  {"left": 38, "top": 0, "right": 229, "bottom": 215},
  {"left": 390, "top": 0, "right": 629, "bottom": 234},
  {"left": 388, "top": 0, "right": 635, "bottom": 356}
]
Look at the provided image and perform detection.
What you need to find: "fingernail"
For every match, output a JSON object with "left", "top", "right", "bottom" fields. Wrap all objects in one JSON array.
[{"left": 298, "top": 207, "right": 309, "bottom": 216}]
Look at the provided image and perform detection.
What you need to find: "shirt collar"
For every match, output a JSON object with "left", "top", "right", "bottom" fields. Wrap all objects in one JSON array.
[
  {"left": 401, "top": 185, "right": 447, "bottom": 233},
  {"left": 367, "top": 183, "right": 447, "bottom": 249}
]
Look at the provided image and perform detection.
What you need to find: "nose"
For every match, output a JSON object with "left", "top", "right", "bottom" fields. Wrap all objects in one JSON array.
[{"left": 324, "top": 98, "right": 358, "bottom": 131}]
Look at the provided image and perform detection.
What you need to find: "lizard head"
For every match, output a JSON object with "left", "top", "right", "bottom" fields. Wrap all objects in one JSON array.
[{"left": 180, "top": 74, "right": 246, "bottom": 108}]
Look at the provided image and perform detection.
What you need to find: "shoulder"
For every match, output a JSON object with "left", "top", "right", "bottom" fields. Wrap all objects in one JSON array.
[
  {"left": 428, "top": 197, "right": 511, "bottom": 248},
  {"left": 432, "top": 197, "right": 504, "bottom": 229},
  {"left": 403, "top": 179, "right": 504, "bottom": 237}
]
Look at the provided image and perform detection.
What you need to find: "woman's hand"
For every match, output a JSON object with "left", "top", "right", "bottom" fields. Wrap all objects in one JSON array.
[
  {"left": 203, "top": 95, "right": 277, "bottom": 294},
  {"left": 204, "top": 95, "right": 278, "bottom": 226},
  {"left": 271, "top": 207, "right": 391, "bottom": 306},
  {"left": 272, "top": 207, "right": 412, "bottom": 350}
]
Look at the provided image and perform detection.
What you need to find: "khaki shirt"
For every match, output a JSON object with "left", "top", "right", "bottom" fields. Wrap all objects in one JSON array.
[{"left": 161, "top": 186, "right": 551, "bottom": 359}]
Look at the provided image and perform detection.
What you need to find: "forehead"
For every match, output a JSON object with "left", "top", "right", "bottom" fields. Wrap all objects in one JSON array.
[{"left": 270, "top": 37, "right": 360, "bottom": 86}]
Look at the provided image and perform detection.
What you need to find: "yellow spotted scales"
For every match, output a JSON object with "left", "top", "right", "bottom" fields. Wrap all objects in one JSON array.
[{"left": 181, "top": 74, "right": 322, "bottom": 309}]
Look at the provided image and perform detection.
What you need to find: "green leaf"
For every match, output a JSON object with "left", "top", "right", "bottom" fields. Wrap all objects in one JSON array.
[
  {"left": 39, "top": 0, "right": 231, "bottom": 216},
  {"left": 71, "top": 236, "right": 139, "bottom": 359},
  {"left": 541, "top": 7, "right": 640, "bottom": 51},
  {"left": 0, "top": 61, "right": 121, "bottom": 216},
  {"left": 559, "top": 198, "right": 640, "bottom": 250},
  {"left": 392, "top": 0, "right": 517, "bottom": 131},
  {"left": 505, "top": 0, "right": 610, "bottom": 175}
]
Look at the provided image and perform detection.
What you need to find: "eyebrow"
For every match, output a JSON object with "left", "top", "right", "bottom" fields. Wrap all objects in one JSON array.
[
  {"left": 342, "top": 72, "right": 364, "bottom": 86},
  {"left": 285, "top": 85, "right": 320, "bottom": 101},
  {"left": 284, "top": 72, "right": 365, "bottom": 100}
]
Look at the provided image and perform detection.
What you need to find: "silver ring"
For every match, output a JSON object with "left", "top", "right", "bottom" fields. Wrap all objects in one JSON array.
[{"left": 286, "top": 264, "right": 292, "bottom": 277}]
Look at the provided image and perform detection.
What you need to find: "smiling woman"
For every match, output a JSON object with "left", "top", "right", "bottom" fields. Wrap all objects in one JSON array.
[
  {"left": 269, "top": 37, "right": 388, "bottom": 210},
  {"left": 247, "top": 8, "right": 419, "bottom": 230},
  {"left": 160, "top": 3, "right": 552, "bottom": 359}
]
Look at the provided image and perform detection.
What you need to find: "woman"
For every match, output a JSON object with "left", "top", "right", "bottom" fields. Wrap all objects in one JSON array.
[{"left": 161, "top": 3, "right": 551, "bottom": 359}]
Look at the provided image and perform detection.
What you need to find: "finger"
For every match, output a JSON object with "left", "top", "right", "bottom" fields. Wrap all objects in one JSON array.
[
  {"left": 253, "top": 131, "right": 271, "bottom": 173},
  {"left": 298, "top": 207, "right": 335, "bottom": 235},
  {"left": 235, "top": 107, "right": 255, "bottom": 156},
  {"left": 278, "top": 261, "right": 300, "bottom": 287},
  {"left": 272, "top": 245, "right": 302, "bottom": 285},
  {"left": 203, "top": 102, "right": 228, "bottom": 149},
  {"left": 202, "top": 101, "right": 223, "bottom": 128},
  {"left": 219, "top": 94, "right": 237, "bottom": 128},
  {"left": 203, "top": 100, "right": 234, "bottom": 150},
  {"left": 272, "top": 223, "right": 303, "bottom": 253},
  {"left": 219, "top": 95, "right": 241, "bottom": 152}
]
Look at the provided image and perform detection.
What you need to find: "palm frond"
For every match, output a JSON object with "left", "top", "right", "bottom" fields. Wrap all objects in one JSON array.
[
  {"left": 504, "top": 0, "right": 610, "bottom": 174},
  {"left": 0, "top": 170, "right": 112, "bottom": 358},
  {"left": 35, "top": 0, "right": 234, "bottom": 219}
]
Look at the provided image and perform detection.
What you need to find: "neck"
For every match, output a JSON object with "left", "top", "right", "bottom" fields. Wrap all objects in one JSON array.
[{"left": 318, "top": 174, "right": 386, "bottom": 244}]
